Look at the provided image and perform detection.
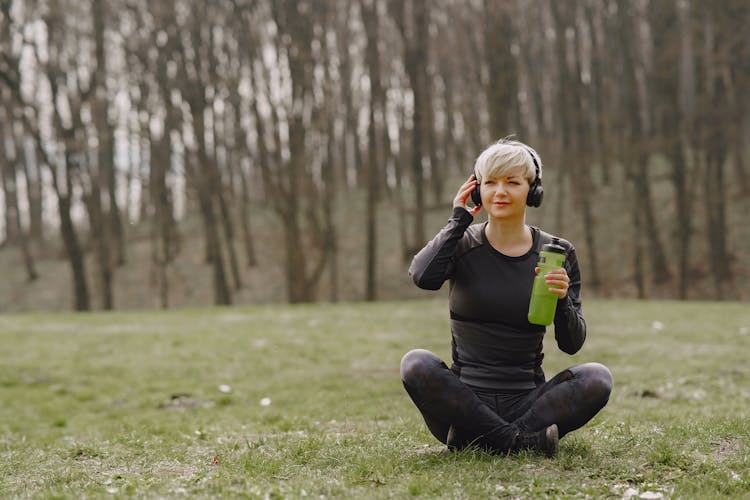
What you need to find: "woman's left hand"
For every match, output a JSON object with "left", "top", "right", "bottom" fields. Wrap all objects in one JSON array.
[{"left": 535, "top": 267, "right": 570, "bottom": 299}]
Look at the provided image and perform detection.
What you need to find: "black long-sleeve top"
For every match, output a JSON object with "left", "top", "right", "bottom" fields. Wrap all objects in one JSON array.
[{"left": 409, "top": 207, "right": 586, "bottom": 390}]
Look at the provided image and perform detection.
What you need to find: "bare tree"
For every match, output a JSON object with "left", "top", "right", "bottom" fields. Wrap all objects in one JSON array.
[
  {"left": 176, "top": 0, "right": 232, "bottom": 305},
  {"left": 651, "top": 0, "right": 696, "bottom": 299},
  {"left": 0, "top": 107, "right": 37, "bottom": 281},
  {"left": 612, "top": 0, "right": 672, "bottom": 295},
  {"left": 549, "top": 0, "right": 602, "bottom": 289},
  {"left": 387, "top": 0, "right": 432, "bottom": 260},
  {"left": 482, "top": 0, "right": 518, "bottom": 140},
  {"left": 1, "top": 0, "right": 94, "bottom": 310},
  {"left": 695, "top": 2, "right": 734, "bottom": 299},
  {"left": 241, "top": 0, "right": 335, "bottom": 303},
  {"left": 360, "top": 0, "right": 385, "bottom": 301},
  {"left": 2, "top": 0, "right": 748, "bottom": 310}
]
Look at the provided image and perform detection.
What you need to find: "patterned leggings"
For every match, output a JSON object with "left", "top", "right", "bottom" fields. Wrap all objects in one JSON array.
[{"left": 400, "top": 349, "right": 613, "bottom": 452}]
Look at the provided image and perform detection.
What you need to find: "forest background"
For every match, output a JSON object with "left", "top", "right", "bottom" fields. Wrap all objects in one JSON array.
[{"left": 0, "top": 0, "right": 748, "bottom": 312}]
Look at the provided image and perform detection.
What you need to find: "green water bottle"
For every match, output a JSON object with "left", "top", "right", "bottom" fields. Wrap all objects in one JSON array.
[{"left": 528, "top": 238, "right": 567, "bottom": 326}]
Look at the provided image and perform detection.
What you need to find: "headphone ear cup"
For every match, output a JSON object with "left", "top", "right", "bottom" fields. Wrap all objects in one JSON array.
[
  {"left": 526, "top": 180, "right": 544, "bottom": 207},
  {"left": 524, "top": 148, "right": 544, "bottom": 207},
  {"left": 471, "top": 183, "right": 482, "bottom": 206}
]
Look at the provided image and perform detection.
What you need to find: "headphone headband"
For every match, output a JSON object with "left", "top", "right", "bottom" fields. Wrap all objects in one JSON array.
[{"left": 525, "top": 147, "right": 541, "bottom": 183}]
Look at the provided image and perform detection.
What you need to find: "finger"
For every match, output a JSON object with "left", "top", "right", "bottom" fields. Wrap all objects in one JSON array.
[
  {"left": 546, "top": 280, "right": 568, "bottom": 291},
  {"left": 544, "top": 273, "right": 568, "bottom": 282},
  {"left": 461, "top": 175, "right": 476, "bottom": 185},
  {"left": 546, "top": 278, "right": 569, "bottom": 295},
  {"left": 545, "top": 268, "right": 568, "bottom": 277},
  {"left": 454, "top": 189, "right": 472, "bottom": 205},
  {"left": 545, "top": 278, "right": 569, "bottom": 289},
  {"left": 455, "top": 184, "right": 470, "bottom": 198},
  {"left": 549, "top": 287, "right": 568, "bottom": 298},
  {"left": 459, "top": 182, "right": 476, "bottom": 194},
  {"left": 455, "top": 182, "right": 478, "bottom": 205},
  {"left": 457, "top": 180, "right": 476, "bottom": 195}
]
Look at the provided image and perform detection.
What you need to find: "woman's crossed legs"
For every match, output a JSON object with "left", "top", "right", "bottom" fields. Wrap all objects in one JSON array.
[{"left": 400, "top": 349, "right": 612, "bottom": 453}]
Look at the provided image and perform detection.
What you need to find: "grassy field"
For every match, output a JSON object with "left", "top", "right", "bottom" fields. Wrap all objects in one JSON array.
[{"left": 1, "top": 299, "right": 748, "bottom": 499}]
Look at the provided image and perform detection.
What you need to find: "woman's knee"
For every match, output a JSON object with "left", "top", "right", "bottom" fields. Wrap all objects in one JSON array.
[
  {"left": 400, "top": 349, "right": 442, "bottom": 383},
  {"left": 573, "top": 362, "right": 613, "bottom": 403}
]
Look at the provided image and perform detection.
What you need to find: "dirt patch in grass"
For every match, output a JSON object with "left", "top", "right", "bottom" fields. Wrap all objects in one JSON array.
[
  {"left": 159, "top": 394, "right": 215, "bottom": 410},
  {"left": 412, "top": 444, "right": 447, "bottom": 456},
  {"left": 711, "top": 438, "right": 741, "bottom": 460}
]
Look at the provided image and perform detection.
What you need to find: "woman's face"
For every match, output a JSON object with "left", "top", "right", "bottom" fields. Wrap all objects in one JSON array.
[{"left": 479, "top": 169, "right": 530, "bottom": 220}]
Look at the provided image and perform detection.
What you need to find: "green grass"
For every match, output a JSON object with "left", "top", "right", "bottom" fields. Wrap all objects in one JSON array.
[{"left": 1, "top": 299, "right": 749, "bottom": 498}]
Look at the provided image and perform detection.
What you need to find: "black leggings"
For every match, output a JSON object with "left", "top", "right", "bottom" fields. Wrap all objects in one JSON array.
[{"left": 400, "top": 349, "right": 613, "bottom": 452}]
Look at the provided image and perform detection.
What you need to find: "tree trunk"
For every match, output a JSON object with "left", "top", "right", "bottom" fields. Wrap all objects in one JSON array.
[
  {"left": 0, "top": 118, "right": 37, "bottom": 281},
  {"left": 186, "top": 109, "right": 232, "bottom": 305},
  {"left": 15, "top": 108, "right": 90, "bottom": 309},
  {"left": 704, "top": 147, "right": 730, "bottom": 299},
  {"left": 395, "top": 96, "right": 411, "bottom": 262},
  {"left": 82, "top": 172, "right": 114, "bottom": 310},
  {"left": 630, "top": 171, "right": 646, "bottom": 299},
  {"left": 259, "top": 0, "right": 329, "bottom": 303},
  {"left": 178, "top": 0, "right": 232, "bottom": 305},
  {"left": 482, "top": 0, "right": 518, "bottom": 139},
  {"left": 655, "top": 0, "right": 695, "bottom": 300},
  {"left": 13, "top": 183, "right": 38, "bottom": 282},
  {"left": 149, "top": 123, "right": 175, "bottom": 309},
  {"left": 550, "top": 0, "right": 600, "bottom": 286},
  {"left": 59, "top": 160, "right": 91, "bottom": 311},
  {"left": 365, "top": 103, "right": 378, "bottom": 301},
  {"left": 614, "top": 0, "right": 672, "bottom": 289},
  {"left": 670, "top": 133, "right": 692, "bottom": 300},
  {"left": 698, "top": 5, "right": 732, "bottom": 299},
  {"left": 236, "top": 163, "right": 258, "bottom": 268},
  {"left": 389, "top": 0, "right": 428, "bottom": 254},
  {"left": 229, "top": 90, "right": 258, "bottom": 268},
  {"left": 193, "top": 153, "right": 232, "bottom": 305},
  {"left": 92, "top": 0, "right": 125, "bottom": 270},
  {"left": 19, "top": 134, "right": 44, "bottom": 242},
  {"left": 360, "top": 0, "right": 383, "bottom": 301},
  {"left": 338, "top": 2, "right": 361, "bottom": 188},
  {"left": 215, "top": 181, "right": 243, "bottom": 290},
  {"left": 0, "top": 131, "right": 20, "bottom": 246},
  {"left": 324, "top": 108, "right": 339, "bottom": 303}
]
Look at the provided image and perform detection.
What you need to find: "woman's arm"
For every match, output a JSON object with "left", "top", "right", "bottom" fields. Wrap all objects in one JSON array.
[
  {"left": 409, "top": 175, "right": 480, "bottom": 290},
  {"left": 553, "top": 247, "right": 586, "bottom": 354},
  {"left": 409, "top": 206, "right": 473, "bottom": 290}
]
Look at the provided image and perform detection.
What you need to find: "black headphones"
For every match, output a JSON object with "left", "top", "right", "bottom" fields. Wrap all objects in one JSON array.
[{"left": 471, "top": 148, "right": 544, "bottom": 208}]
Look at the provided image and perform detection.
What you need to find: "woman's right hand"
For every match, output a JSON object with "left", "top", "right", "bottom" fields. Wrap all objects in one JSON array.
[{"left": 453, "top": 174, "right": 482, "bottom": 216}]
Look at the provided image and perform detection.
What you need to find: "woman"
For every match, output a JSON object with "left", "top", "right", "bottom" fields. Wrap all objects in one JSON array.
[{"left": 400, "top": 139, "right": 612, "bottom": 457}]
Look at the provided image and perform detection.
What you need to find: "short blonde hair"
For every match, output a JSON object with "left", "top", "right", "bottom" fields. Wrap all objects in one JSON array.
[{"left": 473, "top": 139, "right": 541, "bottom": 184}]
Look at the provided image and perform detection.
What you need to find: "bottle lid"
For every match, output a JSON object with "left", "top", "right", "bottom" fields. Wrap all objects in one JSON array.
[{"left": 542, "top": 237, "right": 566, "bottom": 254}]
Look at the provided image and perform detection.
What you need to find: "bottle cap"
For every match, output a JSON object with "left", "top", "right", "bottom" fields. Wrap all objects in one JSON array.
[{"left": 542, "top": 237, "right": 566, "bottom": 254}]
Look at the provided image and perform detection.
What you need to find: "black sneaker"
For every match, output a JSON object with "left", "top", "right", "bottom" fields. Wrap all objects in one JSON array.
[{"left": 511, "top": 424, "right": 559, "bottom": 457}]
